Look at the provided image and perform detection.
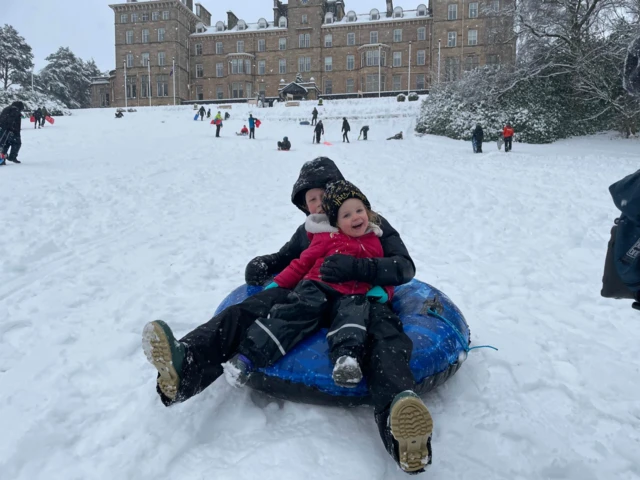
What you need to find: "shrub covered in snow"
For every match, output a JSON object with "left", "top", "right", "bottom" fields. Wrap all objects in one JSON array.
[
  {"left": 397, "top": 94, "right": 406, "bottom": 102},
  {"left": 408, "top": 92, "right": 419, "bottom": 102},
  {"left": 0, "top": 88, "right": 70, "bottom": 115}
]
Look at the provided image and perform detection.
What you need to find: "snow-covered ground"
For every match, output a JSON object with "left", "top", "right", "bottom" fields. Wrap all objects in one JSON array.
[{"left": 1, "top": 98, "right": 639, "bottom": 480}]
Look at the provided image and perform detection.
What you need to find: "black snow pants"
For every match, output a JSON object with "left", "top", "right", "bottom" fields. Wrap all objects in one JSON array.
[
  {"left": 311, "top": 115, "right": 317, "bottom": 126},
  {"left": 342, "top": 132, "right": 350, "bottom": 143},
  {"left": 215, "top": 125, "right": 221, "bottom": 137},
  {"left": 238, "top": 280, "right": 369, "bottom": 368},
  {"left": 315, "top": 131, "right": 322, "bottom": 143},
  {"left": 1, "top": 132, "right": 21, "bottom": 161},
  {"left": 249, "top": 127, "right": 255, "bottom": 139},
  {"left": 504, "top": 136, "right": 512, "bottom": 152}
]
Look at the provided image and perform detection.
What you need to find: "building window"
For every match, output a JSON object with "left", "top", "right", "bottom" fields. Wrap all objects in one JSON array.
[
  {"left": 302, "top": 14, "right": 308, "bottom": 24},
  {"left": 231, "top": 59, "right": 244, "bottom": 74},
  {"left": 487, "top": 27, "right": 500, "bottom": 44},
  {"left": 246, "top": 82, "right": 252, "bottom": 98},
  {"left": 279, "top": 16, "right": 287, "bottom": 28},
  {"left": 416, "top": 74, "right": 425, "bottom": 89},
  {"left": 469, "top": 2, "right": 479, "bottom": 18},
  {"left": 142, "top": 29, "right": 149, "bottom": 43},
  {"left": 365, "top": 50, "right": 380, "bottom": 67},
  {"left": 394, "top": 29, "right": 402, "bottom": 42},
  {"left": 465, "top": 55, "right": 479, "bottom": 71},
  {"left": 131, "top": 13, "right": 138, "bottom": 23},
  {"left": 447, "top": 32, "right": 457, "bottom": 47},
  {"left": 347, "top": 55, "right": 355, "bottom": 71},
  {"left": 157, "top": 75, "right": 169, "bottom": 96},
  {"left": 366, "top": 73, "right": 382, "bottom": 92},
  {"left": 417, "top": 4, "right": 427, "bottom": 16},
  {"left": 393, "top": 7, "right": 403, "bottom": 18},
  {"left": 142, "top": 12, "right": 149, "bottom": 22},
  {"left": 258, "top": 60, "right": 266, "bottom": 75},
  {"left": 158, "top": 28, "right": 165, "bottom": 41},
  {"left": 141, "top": 53, "right": 150, "bottom": 66},
  {"left": 217, "top": 85, "right": 223, "bottom": 99},
  {"left": 195, "top": 43, "right": 202, "bottom": 55},
  {"left": 120, "top": 14, "right": 127, "bottom": 23},
  {"left": 259, "top": 82, "right": 266, "bottom": 94},
  {"left": 126, "top": 76, "right": 137, "bottom": 98},
  {"left": 216, "top": 21, "right": 225, "bottom": 31},
  {"left": 418, "top": 27, "right": 426, "bottom": 41},
  {"left": 298, "top": 56, "right": 311, "bottom": 72},
  {"left": 216, "top": 42, "right": 223, "bottom": 54},
  {"left": 279, "top": 58, "right": 286, "bottom": 73},
  {"left": 232, "top": 82, "right": 244, "bottom": 98},
  {"left": 216, "top": 63, "right": 223, "bottom": 77},
  {"left": 370, "top": 31, "right": 378, "bottom": 44},
  {"left": 445, "top": 57, "right": 460, "bottom": 81},
  {"left": 347, "top": 11, "right": 357, "bottom": 22},
  {"left": 258, "top": 39, "right": 266, "bottom": 52},
  {"left": 158, "top": 51, "right": 165, "bottom": 66},
  {"left": 417, "top": 50, "right": 426, "bottom": 65},
  {"left": 126, "top": 53, "right": 134, "bottom": 68},
  {"left": 346, "top": 78, "right": 354, "bottom": 93},
  {"left": 196, "top": 85, "right": 204, "bottom": 101},
  {"left": 141, "top": 75, "right": 151, "bottom": 97},
  {"left": 237, "top": 20, "right": 247, "bottom": 31},
  {"left": 279, "top": 37, "right": 287, "bottom": 50},
  {"left": 325, "top": 34, "right": 332, "bottom": 48},
  {"left": 347, "top": 32, "right": 355, "bottom": 46},
  {"left": 245, "top": 60, "right": 251, "bottom": 74},
  {"left": 325, "top": 57, "right": 332, "bottom": 72},
  {"left": 448, "top": 4, "right": 458, "bottom": 20},
  {"left": 152, "top": 11, "right": 159, "bottom": 21},
  {"left": 486, "top": 54, "right": 499, "bottom": 66},
  {"left": 126, "top": 30, "right": 134, "bottom": 44},
  {"left": 196, "top": 64, "right": 204, "bottom": 78},
  {"left": 162, "top": 11, "right": 170, "bottom": 20},
  {"left": 299, "top": 34, "right": 310, "bottom": 48},
  {"left": 325, "top": 12, "right": 333, "bottom": 24},
  {"left": 393, "top": 74, "right": 401, "bottom": 90},
  {"left": 370, "top": 9, "right": 379, "bottom": 21},
  {"left": 393, "top": 52, "right": 402, "bottom": 67},
  {"left": 491, "top": 0, "right": 500, "bottom": 11},
  {"left": 258, "top": 18, "right": 267, "bottom": 29},
  {"left": 237, "top": 41, "right": 244, "bottom": 53},
  {"left": 325, "top": 79, "right": 332, "bottom": 94},
  {"left": 468, "top": 30, "right": 478, "bottom": 46}
]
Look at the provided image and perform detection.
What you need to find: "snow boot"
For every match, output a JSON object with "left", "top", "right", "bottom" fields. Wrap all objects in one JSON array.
[
  {"left": 7, "top": 158, "right": 20, "bottom": 164},
  {"left": 0, "top": 153, "right": 5, "bottom": 166},
  {"left": 389, "top": 391, "right": 433, "bottom": 473},
  {"left": 332, "top": 355, "right": 363, "bottom": 388},
  {"left": 223, "top": 353, "right": 253, "bottom": 388},
  {"left": 142, "top": 320, "right": 186, "bottom": 401}
]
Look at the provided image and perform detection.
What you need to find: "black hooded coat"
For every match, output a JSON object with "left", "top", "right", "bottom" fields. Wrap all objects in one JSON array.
[{"left": 0, "top": 101, "right": 25, "bottom": 136}]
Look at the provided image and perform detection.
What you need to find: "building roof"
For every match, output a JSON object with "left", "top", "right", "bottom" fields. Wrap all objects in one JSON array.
[
  {"left": 323, "top": 7, "right": 430, "bottom": 28},
  {"left": 192, "top": 20, "right": 286, "bottom": 36}
]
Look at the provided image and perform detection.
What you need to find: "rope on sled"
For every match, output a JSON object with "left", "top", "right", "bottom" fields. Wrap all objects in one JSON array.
[{"left": 427, "top": 308, "right": 498, "bottom": 353}]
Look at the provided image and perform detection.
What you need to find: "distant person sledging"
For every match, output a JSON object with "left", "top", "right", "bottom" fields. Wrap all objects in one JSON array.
[
  {"left": 238, "top": 125, "right": 249, "bottom": 136},
  {"left": 277, "top": 136, "right": 291, "bottom": 151}
]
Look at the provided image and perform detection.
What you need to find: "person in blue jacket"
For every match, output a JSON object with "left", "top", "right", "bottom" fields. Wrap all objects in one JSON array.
[{"left": 248, "top": 114, "right": 256, "bottom": 139}]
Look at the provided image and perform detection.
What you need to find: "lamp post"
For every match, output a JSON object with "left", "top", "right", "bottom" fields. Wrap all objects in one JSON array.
[
  {"left": 437, "top": 39, "right": 441, "bottom": 84},
  {"left": 408, "top": 41, "right": 412, "bottom": 95},
  {"left": 124, "top": 60, "right": 128, "bottom": 109},
  {"left": 378, "top": 43, "right": 381, "bottom": 98},
  {"left": 148, "top": 61, "right": 151, "bottom": 107},
  {"left": 172, "top": 58, "right": 176, "bottom": 105}
]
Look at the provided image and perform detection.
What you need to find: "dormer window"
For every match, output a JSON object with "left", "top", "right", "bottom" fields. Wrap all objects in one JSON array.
[
  {"left": 215, "top": 21, "right": 225, "bottom": 32},
  {"left": 237, "top": 20, "right": 247, "bottom": 31},
  {"left": 279, "top": 16, "right": 287, "bottom": 28},
  {"left": 195, "top": 22, "right": 205, "bottom": 33},
  {"left": 417, "top": 4, "right": 427, "bottom": 16},
  {"left": 325, "top": 12, "right": 334, "bottom": 24},
  {"left": 347, "top": 11, "right": 357, "bottom": 22},
  {"left": 393, "top": 7, "right": 403, "bottom": 18},
  {"left": 258, "top": 18, "right": 267, "bottom": 29},
  {"left": 370, "top": 9, "right": 380, "bottom": 21}
]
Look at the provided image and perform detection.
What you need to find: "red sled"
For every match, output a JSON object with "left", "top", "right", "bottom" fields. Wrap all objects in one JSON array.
[
  {"left": 45, "top": 116, "right": 54, "bottom": 125},
  {"left": 30, "top": 116, "right": 35, "bottom": 122},
  {"left": 255, "top": 119, "right": 261, "bottom": 128},
  {"left": 211, "top": 119, "right": 222, "bottom": 126}
]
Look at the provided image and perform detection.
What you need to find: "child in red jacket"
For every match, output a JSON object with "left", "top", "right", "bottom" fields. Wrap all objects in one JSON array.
[
  {"left": 224, "top": 180, "right": 390, "bottom": 388},
  {"left": 503, "top": 124, "right": 514, "bottom": 152}
]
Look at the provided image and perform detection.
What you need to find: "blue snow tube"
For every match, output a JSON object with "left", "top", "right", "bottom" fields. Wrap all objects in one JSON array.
[{"left": 214, "top": 279, "right": 470, "bottom": 406}]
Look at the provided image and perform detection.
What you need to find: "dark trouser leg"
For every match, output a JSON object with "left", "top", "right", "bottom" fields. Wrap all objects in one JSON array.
[
  {"left": 216, "top": 125, "right": 221, "bottom": 137},
  {"left": 238, "top": 280, "right": 333, "bottom": 368},
  {"left": 7, "top": 136, "right": 21, "bottom": 161},
  {"left": 505, "top": 137, "right": 512, "bottom": 151},
  {"left": 364, "top": 302, "right": 415, "bottom": 414},
  {"left": 478, "top": 141, "right": 483, "bottom": 153},
  {"left": 315, "top": 133, "right": 321, "bottom": 143},
  {"left": 277, "top": 141, "right": 282, "bottom": 149},
  {"left": 250, "top": 128, "right": 255, "bottom": 139},
  {"left": 34, "top": 119, "right": 38, "bottom": 129},
  {"left": 157, "top": 287, "right": 291, "bottom": 406},
  {"left": 326, "top": 295, "right": 369, "bottom": 364}
]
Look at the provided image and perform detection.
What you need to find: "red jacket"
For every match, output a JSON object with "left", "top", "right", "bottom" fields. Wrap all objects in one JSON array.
[
  {"left": 240, "top": 126, "right": 249, "bottom": 134},
  {"left": 503, "top": 126, "right": 514, "bottom": 138},
  {"left": 274, "top": 214, "right": 394, "bottom": 299}
]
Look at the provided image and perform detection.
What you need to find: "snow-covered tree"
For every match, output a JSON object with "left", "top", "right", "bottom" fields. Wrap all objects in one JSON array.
[{"left": 0, "top": 24, "right": 34, "bottom": 90}]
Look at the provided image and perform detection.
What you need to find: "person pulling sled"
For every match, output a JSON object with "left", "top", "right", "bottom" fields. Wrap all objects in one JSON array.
[
  {"left": 313, "top": 120, "right": 324, "bottom": 144},
  {"left": 359, "top": 126, "right": 369, "bottom": 140},
  {"left": 0, "top": 101, "right": 25, "bottom": 164}
]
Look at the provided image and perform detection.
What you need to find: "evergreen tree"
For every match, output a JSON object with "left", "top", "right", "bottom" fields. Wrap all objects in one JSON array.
[{"left": 0, "top": 24, "right": 34, "bottom": 90}]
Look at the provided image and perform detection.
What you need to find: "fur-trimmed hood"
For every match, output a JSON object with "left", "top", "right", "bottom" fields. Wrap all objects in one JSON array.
[{"left": 305, "top": 213, "right": 382, "bottom": 237}]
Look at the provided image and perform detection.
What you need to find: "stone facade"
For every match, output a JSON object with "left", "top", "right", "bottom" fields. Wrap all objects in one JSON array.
[{"left": 96, "top": 0, "right": 515, "bottom": 107}]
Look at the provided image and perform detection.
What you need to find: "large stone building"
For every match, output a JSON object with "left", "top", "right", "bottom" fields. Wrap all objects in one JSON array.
[{"left": 92, "top": 0, "right": 515, "bottom": 107}]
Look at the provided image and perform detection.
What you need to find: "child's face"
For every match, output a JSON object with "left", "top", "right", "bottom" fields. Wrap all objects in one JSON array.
[
  {"left": 337, "top": 199, "right": 369, "bottom": 237},
  {"left": 305, "top": 188, "right": 325, "bottom": 214}
]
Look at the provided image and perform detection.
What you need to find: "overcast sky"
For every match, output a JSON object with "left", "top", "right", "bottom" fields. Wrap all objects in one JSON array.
[{"left": 4, "top": 0, "right": 405, "bottom": 73}]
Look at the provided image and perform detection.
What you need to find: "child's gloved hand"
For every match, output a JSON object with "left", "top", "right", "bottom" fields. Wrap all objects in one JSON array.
[
  {"left": 264, "top": 281, "right": 279, "bottom": 290},
  {"left": 366, "top": 286, "right": 388, "bottom": 304}
]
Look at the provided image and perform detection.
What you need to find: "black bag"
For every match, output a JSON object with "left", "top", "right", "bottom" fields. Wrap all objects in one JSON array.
[{"left": 601, "top": 222, "right": 637, "bottom": 300}]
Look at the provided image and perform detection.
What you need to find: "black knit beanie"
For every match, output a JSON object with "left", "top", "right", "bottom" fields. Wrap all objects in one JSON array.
[{"left": 322, "top": 180, "right": 371, "bottom": 227}]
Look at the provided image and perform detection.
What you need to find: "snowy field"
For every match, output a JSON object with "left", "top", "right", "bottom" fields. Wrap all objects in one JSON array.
[{"left": 1, "top": 97, "right": 639, "bottom": 480}]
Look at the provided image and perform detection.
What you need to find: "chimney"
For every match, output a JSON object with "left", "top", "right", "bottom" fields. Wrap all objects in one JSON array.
[
  {"left": 227, "top": 10, "right": 238, "bottom": 30},
  {"left": 386, "top": 0, "right": 393, "bottom": 17}
]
